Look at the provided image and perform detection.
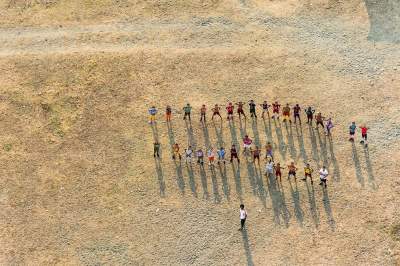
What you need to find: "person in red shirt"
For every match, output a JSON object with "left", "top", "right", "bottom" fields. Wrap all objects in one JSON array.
[
  {"left": 251, "top": 146, "right": 261, "bottom": 165},
  {"left": 226, "top": 102, "right": 234, "bottom": 121},
  {"left": 200, "top": 104, "right": 207, "bottom": 123},
  {"left": 260, "top": 101, "right": 270, "bottom": 119},
  {"left": 235, "top": 102, "right": 246, "bottom": 120},
  {"left": 274, "top": 162, "right": 284, "bottom": 183},
  {"left": 212, "top": 104, "right": 222, "bottom": 121},
  {"left": 272, "top": 101, "right": 281, "bottom": 120},
  {"left": 166, "top": 105, "right": 172, "bottom": 122},
  {"left": 293, "top": 104, "right": 301, "bottom": 124},
  {"left": 360, "top": 125, "right": 369, "bottom": 145}
]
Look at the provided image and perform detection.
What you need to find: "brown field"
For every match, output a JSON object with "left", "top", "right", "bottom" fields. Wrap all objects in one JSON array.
[{"left": 0, "top": 0, "right": 400, "bottom": 265}]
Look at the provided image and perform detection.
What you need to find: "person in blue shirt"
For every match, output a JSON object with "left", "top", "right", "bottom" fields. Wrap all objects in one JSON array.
[
  {"left": 349, "top": 122, "right": 357, "bottom": 141},
  {"left": 217, "top": 147, "right": 226, "bottom": 164},
  {"left": 148, "top": 106, "right": 157, "bottom": 124}
]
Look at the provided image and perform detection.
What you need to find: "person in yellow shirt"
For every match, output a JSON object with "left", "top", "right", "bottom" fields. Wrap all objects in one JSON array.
[{"left": 302, "top": 163, "right": 314, "bottom": 184}]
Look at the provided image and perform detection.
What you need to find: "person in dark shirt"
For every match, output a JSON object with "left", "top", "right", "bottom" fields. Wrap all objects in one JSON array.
[
  {"left": 248, "top": 100, "right": 257, "bottom": 118},
  {"left": 293, "top": 104, "right": 301, "bottom": 124}
]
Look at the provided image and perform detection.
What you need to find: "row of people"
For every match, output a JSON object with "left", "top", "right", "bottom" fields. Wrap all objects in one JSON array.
[{"left": 148, "top": 101, "right": 333, "bottom": 128}]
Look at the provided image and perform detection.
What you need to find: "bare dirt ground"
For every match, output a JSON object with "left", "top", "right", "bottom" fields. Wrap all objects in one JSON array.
[{"left": 0, "top": 0, "right": 400, "bottom": 265}]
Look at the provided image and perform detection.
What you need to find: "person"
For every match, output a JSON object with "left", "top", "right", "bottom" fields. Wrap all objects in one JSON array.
[
  {"left": 360, "top": 124, "right": 369, "bottom": 145},
  {"left": 183, "top": 103, "right": 192, "bottom": 121},
  {"left": 305, "top": 106, "right": 315, "bottom": 124},
  {"left": 326, "top": 118, "right": 334, "bottom": 136},
  {"left": 196, "top": 149, "right": 204, "bottom": 165},
  {"left": 184, "top": 146, "right": 193, "bottom": 164},
  {"left": 236, "top": 102, "right": 246, "bottom": 120},
  {"left": 226, "top": 102, "right": 234, "bottom": 121},
  {"left": 249, "top": 100, "right": 257, "bottom": 118},
  {"left": 265, "top": 142, "right": 273, "bottom": 161},
  {"left": 293, "top": 104, "right": 301, "bottom": 124},
  {"left": 207, "top": 147, "right": 215, "bottom": 166},
  {"left": 349, "top": 122, "right": 357, "bottom": 141},
  {"left": 230, "top": 144, "right": 240, "bottom": 164},
  {"left": 172, "top": 143, "right": 181, "bottom": 161},
  {"left": 153, "top": 141, "right": 160, "bottom": 158},
  {"left": 319, "top": 166, "right": 328, "bottom": 187},
  {"left": 272, "top": 101, "right": 281, "bottom": 119},
  {"left": 260, "top": 101, "right": 270, "bottom": 119},
  {"left": 274, "top": 162, "right": 284, "bottom": 182},
  {"left": 239, "top": 204, "right": 247, "bottom": 231},
  {"left": 251, "top": 146, "right": 261, "bottom": 165},
  {"left": 217, "top": 147, "right": 226, "bottom": 164},
  {"left": 242, "top": 135, "right": 253, "bottom": 155},
  {"left": 282, "top": 103, "right": 292, "bottom": 123},
  {"left": 315, "top": 112, "right": 324, "bottom": 129},
  {"left": 148, "top": 106, "right": 157, "bottom": 124},
  {"left": 165, "top": 105, "right": 172, "bottom": 122},
  {"left": 302, "top": 163, "right": 314, "bottom": 183},
  {"left": 200, "top": 104, "right": 207, "bottom": 123},
  {"left": 212, "top": 104, "right": 222, "bottom": 121},
  {"left": 265, "top": 159, "right": 274, "bottom": 177},
  {"left": 287, "top": 162, "right": 297, "bottom": 180}
]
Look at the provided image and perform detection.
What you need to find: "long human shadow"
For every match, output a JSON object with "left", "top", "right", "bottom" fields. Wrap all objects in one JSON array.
[
  {"left": 363, "top": 147, "right": 376, "bottom": 189},
  {"left": 351, "top": 141, "right": 365, "bottom": 187},
  {"left": 210, "top": 167, "right": 221, "bottom": 203},
  {"left": 218, "top": 164, "right": 230, "bottom": 200},
  {"left": 241, "top": 229, "right": 254, "bottom": 266},
  {"left": 229, "top": 120, "right": 240, "bottom": 153},
  {"left": 315, "top": 128, "right": 329, "bottom": 167},
  {"left": 231, "top": 163, "right": 243, "bottom": 203},
  {"left": 295, "top": 124, "right": 309, "bottom": 163},
  {"left": 284, "top": 122, "right": 297, "bottom": 160},
  {"left": 186, "top": 164, "right": 197, "bottom": 198},
  {"left": 199, "top": 165, "right": 209, "bottom": 199},
  {"left": 249, "top": 160, "right": 267, "bottom": 207},
  {"left": 288, "top": 178, "right": 304, "bottom": 227},
  {"left": 273, "top": 119, "right": 287, "bottom": 160},
  {"left": 262, "top": 118, "right": 274, "bottom": 143},
  {"left": 213, "top": 123, "right": 225, "bottom": 148},
  {"left": 251, "top": 119, "right": 261, "bottom": 147},
  {"left": 364, "top": 0, "right": 400, "bottom": 43},
  {"left": 266, "top": 174, "right": 290, "bottom": 227},
  {"left": 167, "top": 122, "right": 185, "bottom": 193},
  {"left": 151, "top": 122, "right": 160, "bottom": 142},
  {"left": 305, "top": 181, "right": 319, "bottom": 228},
  {"left": 328, "top": 137, "right": 341, "bottom": 181},
  {"left": 185, "top": 120, "right": 197, "bottom": 148},
  {"left": 308, "top": 124, "right": 320, "bottom": 168},
  {"left": 322, "top": 188, "right": 336, "bottom": 231},
  {"left": 202, "top": 123, "right": 212, "bottom": 149},
  {"left": 154, "top": 159, "right": 166, "bottom": 197}
]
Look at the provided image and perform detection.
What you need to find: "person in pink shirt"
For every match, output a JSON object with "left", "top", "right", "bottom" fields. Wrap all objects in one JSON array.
[{"left": 242, "top": 135, "right": 253, "bottom": 154}]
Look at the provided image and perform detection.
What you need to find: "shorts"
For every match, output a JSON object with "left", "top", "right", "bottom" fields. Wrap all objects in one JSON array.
[
  {"left": 362, "top": 133, "right": 367, "bottom": 139},
  {"left": 350, "top": 131, "right": 355, "bottom": 135},
  {"left": 289, "top": 170, "right": 296, "bottom": 176},
  {"left": 238, "top": 109, "right": 245, "bottom": 114},
  {"left": 208, "top": 157, "right": 215, "bottom": 161},
  {"left": 275, "top": 171, "right": 282, "bottom": 177},
  {"left": 244, "top": 143, "right": 251, "bottom": 149},
  {"left": 228, "top": 111, "right": 233, "bottom": 115},
  {"left": 231, "top": 153, "right": 238, "bottom": 158},
  {"left": 149, "top": 115, "right": 156, "bottom": 120},
  {"left": 213, "top": 112, "right": 220, "bottom": 116},
  {"left": 253, "top": 155, "right": 260, "bottom": 160},
  {"left": 283, "top": 114, "right": 290, "bottom": 120},
  {"left": 267, "top": 150, "right": 273, "bottom": 156},
  {"left": 305, "top": 173, "right": 312, "bottom": 177},
  {"left": 307, "top": 114, "right": 313, "bottom": 119},
  {"left": 166, "top": 113, "right": 171, "bottom": 119}
]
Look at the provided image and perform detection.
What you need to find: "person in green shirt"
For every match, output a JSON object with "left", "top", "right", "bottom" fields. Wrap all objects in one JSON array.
[
  {"left": 153, "top": 141, "right": 160, "bottom": 158},
  {"left": 183, "top": 103, "right": 192, "bottom": 121}
]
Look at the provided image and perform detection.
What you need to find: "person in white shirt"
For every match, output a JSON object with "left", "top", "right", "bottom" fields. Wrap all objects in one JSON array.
[
  {"left": 185, "top": 146, "right": 193, "bottom": 164},
  {"left": 239, "top": 204, "right": 247, "bottom": 231},
  {"left": 207, "top": 148, "right": 215, "bottom": 167},
  {"left": 319, "top": 166, "right": 329, "bottom": 188},
  {"left": 265, "top": 159, "right": 274, "bottom": 177}
]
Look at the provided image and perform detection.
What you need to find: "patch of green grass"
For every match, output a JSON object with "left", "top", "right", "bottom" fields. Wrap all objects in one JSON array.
[
  {"left": 390, "top": 224, "right": 400, "bottom": 241},
  {"left": 3, "top": 143, "right": 12, "bottom": 152}
]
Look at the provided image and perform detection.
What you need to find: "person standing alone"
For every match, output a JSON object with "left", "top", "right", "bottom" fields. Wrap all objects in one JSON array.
[{"left": 239, "top": 204, "right": 247, "bottom": 231}]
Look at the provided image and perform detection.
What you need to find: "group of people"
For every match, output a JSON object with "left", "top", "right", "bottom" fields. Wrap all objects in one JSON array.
[{"left": 148, "top": 101, "right": 335, "bottom": 136}]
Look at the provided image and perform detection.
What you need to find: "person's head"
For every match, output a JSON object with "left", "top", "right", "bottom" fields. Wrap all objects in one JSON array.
[
  {"left": 240, "top": 204, "right": 244, "bottom": 209},
  {"left": 308, "top": 106, "right": 311, "bottom": 110},
  {"left": 152, "top": 106, "right": 155, "bottom": 108},
  {"left": 245, "top": 135, "right": 248, "bottom": 138},
  {"left": 322, "top": 165, "right": 326, "bottom": 170},
  {"left": 263, "top": 100, "right": 267, "bottom": 103},
  {"left": 286, "top": 103, "right": 289, "bottom": 107},
  {"left": 221, "top": 147, "right": 224, "bottom": 150},
  {"left": 229, "top": 102, "right": 232, "bottom": 106},
  {"left": 250, "top": 100, "right": 254, "bottom": 103},
  {"left": 277, "top": 162, "right": 280, "bottom": 166},
  {"left": 291, "top": 161, "right": 295, "bottom": 165},
  {"left": 275, "top": 101, "right": 278, "bottom": 104},
  {"left": 202, "top": 104, "right": 205, "bottom": 107},
  {"left": 296, "top": 104, "right": 299, "bottom": 107},
  {"left": 186, "top": 103, "right": 190, "bottom": 106},
  {"left": 189, "top": 145, "right": 192, "bottom": 149},
  {"left": 255, "top": 146, "right": 259, "bottom": 149},
  {"left": 352, "top": 121, "right": 355, "bottom": 125},
  {"left": 267, "top": 141, "right": 270, "bottom": 145},
  {"left": 232, "top": 144, "right": 236, "bottom": 148},
  {"left": 306, "top": 163, "right": 310, "bottom": 167},
  {"left": 215, "top": 104, "right": 218, "bottom": 107}
]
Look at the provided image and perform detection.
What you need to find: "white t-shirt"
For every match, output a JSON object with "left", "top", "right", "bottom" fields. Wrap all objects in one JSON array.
[
  {"left": 240, "top": 209, "right": 247, "bottom": 220},
  {"left": 266, "top": 162, "right": 274, "bottom": 173},
  {"left": 185, "top": 149, "right": 193, "bottom": 157},
  {"left": 319, "top": 168, "right": 328, "bottom": 180}
]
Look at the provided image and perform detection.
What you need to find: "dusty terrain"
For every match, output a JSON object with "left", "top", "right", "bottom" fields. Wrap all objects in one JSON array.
[{"left": 0, "top": 0, "right": 400, "bottom": 265}]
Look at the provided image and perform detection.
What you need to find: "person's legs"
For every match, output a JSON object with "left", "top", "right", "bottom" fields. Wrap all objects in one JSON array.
[{"left": 241, "top": 218, "right": 246, "bottom": 229}]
